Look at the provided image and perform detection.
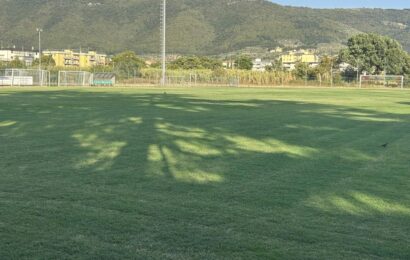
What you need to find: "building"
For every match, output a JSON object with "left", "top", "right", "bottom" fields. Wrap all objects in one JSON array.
[
  {"left": 270, "top": 47, "right": 283, "bottom": 53},
  {"left": 252, "top": 58, "right": 272, "bottom": 72},
  {"left": 0, "top": 49, "right": 39, "bottom": 66},
  {"left": 281, "top": 50, "right": 319, "bottom": 70},
  {"left": 43, "top": 50, "right": 108, "bottom": 68},
  {"left": 222, "top": 60, "right": 235, "bottom": 69}
]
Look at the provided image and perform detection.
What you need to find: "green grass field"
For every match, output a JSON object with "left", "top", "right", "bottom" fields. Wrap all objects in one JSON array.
[{"left": 1, "top": 87, "right": 410, "bottom": 259}]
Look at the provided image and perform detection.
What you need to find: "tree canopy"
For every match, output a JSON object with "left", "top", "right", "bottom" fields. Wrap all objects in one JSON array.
[
  {"left": 33, "top": 55, "right": 56, "bottom": 68},
  {"left": 169, "top": 56, "right": 222, "bottom": 70},
  {"left": 235, "top": 56, "right": 253, "bottom": 70},
  {"left": 339, "top": 33, "right": 410, "bottom": 75},
  {"left": 9, "top": 58, "right": 25, "bottom": 69},
  {"left": 111, "top": 51, "right": 145, "bottom": 78}
]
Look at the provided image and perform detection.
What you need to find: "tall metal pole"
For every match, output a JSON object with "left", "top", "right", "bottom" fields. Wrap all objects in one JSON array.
[
  {"left": 37, "top": 28, "right": 43, "bottom": 86},
  {"left": 330, "top": 59, "right": 333, "bottom": 88},
  {"left": 161, "top": 0, "right": 166, "bottom": 86}
]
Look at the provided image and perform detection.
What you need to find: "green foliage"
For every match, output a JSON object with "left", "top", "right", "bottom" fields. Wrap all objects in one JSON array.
[
  {"left": 1, "top": 0, "right": 410, "bottom": 54},
  {"left": 294, "top": 62, "right": 310, "bottom": 79},
  {"left": 32, "top": 55, "right": 56, "bottom": 68},
  {"left": 339, "top": 33, "right": 410, "bottom": 75},
  {"left": 235, "top": 56, "right": 253, "bottom": 70},
  {"left": 316, "top": 56, "right": 335, "bottom": 73},
  {"left": 169, "top": 56, "right": 222, "bottom": 70},
  {"left": 0, "top": 61, "right": 6, "bottom": 69},
  {"left": 111, "top": 51, "right": 145, "bottom": 79},
  {"left": 9, "top": 58, "right": 25, "bottom": 68}
]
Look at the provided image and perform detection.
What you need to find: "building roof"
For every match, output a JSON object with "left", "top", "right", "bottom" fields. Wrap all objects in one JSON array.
[
  {"left": 0, "top": 48, "right": 39, "bottom": 52},
  {"left": 93, "top": 72, "right": 116, "bottom": 79}
]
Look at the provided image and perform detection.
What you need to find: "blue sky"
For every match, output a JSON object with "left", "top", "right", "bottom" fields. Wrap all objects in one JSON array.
[{"left": 272, "top": 0, "right": 410, "bottom": 9}]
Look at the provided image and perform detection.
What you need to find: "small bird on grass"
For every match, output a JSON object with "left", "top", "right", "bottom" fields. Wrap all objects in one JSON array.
[{"left": 381, "top": 143, "right": 389, "bottom": 148}]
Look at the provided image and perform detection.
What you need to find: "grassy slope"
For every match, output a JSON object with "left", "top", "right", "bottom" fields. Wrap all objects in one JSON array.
[
  {"left": 0, "top": 87, "right": 410, "bottom": 259},
  {"left": 1, "top": 0, "right": 410, "bottom": 54}
]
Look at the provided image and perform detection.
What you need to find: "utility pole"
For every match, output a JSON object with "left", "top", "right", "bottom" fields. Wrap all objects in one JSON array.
[
  {"left": 36, "top": 28, "right": 43, "bottom": 86},
  {"left": 160, "top": 0, "right": 167, "bottom": 86}
]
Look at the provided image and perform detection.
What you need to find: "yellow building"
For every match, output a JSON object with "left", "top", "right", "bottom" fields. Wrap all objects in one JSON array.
[
  {"left": 281, "top": 50, "right": 319, "bottom": 70},
  {"left": 43, "top": 50, "right": 108, "bottom": 68}
]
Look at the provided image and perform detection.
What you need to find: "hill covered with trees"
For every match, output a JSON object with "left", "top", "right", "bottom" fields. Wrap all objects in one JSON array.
[{"left": 0, "top": 0, "right": 410, "bottom": 54}]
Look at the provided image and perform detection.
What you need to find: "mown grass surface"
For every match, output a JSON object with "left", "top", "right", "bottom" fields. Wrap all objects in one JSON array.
[{"left": 1, "top": 87, "right": 410, "bottom": 259}]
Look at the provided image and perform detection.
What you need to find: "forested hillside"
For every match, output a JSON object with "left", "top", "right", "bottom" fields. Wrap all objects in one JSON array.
[{"left": 0, "top": 0, "right": 409, "bottom": 54}]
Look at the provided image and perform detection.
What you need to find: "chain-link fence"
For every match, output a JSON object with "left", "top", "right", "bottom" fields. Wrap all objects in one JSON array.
[{"left": 1, "top": 67, "right": 409, "bottom": 89}]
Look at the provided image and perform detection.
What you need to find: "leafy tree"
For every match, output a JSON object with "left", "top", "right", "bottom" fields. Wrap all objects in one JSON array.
[
  {"left": 265, "top": 65, "right": 274, "bottom": 72},
  {"left": 0, "top": 61, "right": 7, "bottom": 69},
  {"left": 315, "top": 56, "right": 335, "bottom": 75},
  {"left": 32, "top": 55, "right": 56, "bottom": 68},
  {"left": 112, "top": 51, "right": 145, "bottom": 78},
  {"left": 312, "top": 56, "right": 338, "bottom": 83},
  {"left": 169, "top": 56, "right": 222, "bottom": 70},
  {"left": 339, "top": 33, "right": 410, "bottom": 75},
  {"left": 235, "top": 56, "right": 253, "bottom": 70},
  {"left": 9, "top": 58, "right": 25, "bottom": 68},
  {"left": 294, "top": 62, "right": 311, "bottom": 79}
]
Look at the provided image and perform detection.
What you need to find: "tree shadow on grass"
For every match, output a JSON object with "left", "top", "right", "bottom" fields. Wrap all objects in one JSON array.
[{"left": 1, "top": 89, "right": 410, "bottom": 259}]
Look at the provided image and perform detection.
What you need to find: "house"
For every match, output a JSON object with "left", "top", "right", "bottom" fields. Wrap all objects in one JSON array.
[
  {"left": 270, "top": 47, "right": 283, "bottom": 53},
  {"left": 252, "top": 58, "right": 272, "bottom": 72}
]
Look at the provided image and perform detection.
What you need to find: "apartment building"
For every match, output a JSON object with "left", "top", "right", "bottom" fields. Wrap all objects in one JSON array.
[
  {"left": 0, "top": 49, "right": 40, "bottom": 66},
  {"left": 281, "top": 50, "right": 319, "bottom": 70},
  {"left": 43, "top": 50, "right": 108, "bottom": 68}
]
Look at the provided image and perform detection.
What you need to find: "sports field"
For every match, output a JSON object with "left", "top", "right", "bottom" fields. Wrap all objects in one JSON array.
[{"left": 1, "top": 87, "right": 410, "bottom": 259}]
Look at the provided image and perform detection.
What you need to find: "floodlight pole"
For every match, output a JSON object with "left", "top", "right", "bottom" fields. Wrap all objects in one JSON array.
[
  {"left": 37, "top": 28, "right": 43, "bottom": 86},
  {"left": 161, "top": 0, "right": 166, "bottom": 86}
]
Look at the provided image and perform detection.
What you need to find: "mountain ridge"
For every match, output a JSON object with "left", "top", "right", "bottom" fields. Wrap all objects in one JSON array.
[{"left": 0, "top": 0, "right": 409, "bottom": 55}]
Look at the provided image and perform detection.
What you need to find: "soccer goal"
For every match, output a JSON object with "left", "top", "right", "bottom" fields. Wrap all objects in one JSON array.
[
  {"left": 0, "top": 69, "right": 49, "bottom": 86},
  {"left": 165, "top": 74, "right": 198, "bottom": 86},
  {"left": 360, "top": 75, "right": 404, "bottom": 89},
  {"left": 58, "top": 71, "right": 93, "bottom": 86}
]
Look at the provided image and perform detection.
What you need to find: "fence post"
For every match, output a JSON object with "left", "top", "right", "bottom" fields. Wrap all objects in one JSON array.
[{"left": 11, "top": 69, "right": 14, "bottom": 87}]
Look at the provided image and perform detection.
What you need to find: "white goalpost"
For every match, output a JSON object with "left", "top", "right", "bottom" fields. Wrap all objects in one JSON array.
[
  {"left": 0, "top": 69, "right": 49, "bottom": 86},
  {"left": 360, "top": 75, "right": 404, "bottom": 89},
  {"left": 58, "top": 71, "right": 93, "bottom": 86}
]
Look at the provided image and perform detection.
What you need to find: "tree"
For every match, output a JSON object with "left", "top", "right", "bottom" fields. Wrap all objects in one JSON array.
[
  {"left": 235, "top": 56, "right": 253, "bottom": 70},
  {"left": 169, "top": 56, "right": 222, "bottom": 70},
  {"left": 339, "top": 33, "right": 410, "bottom": 75},
  {"left": 112, "top": 51, "right": 145, "bottom": 79},
  {"left": 32, "top": 55, "right": 56, "bottom": 68},
  {"left": 9, "top": 58, "right": 25, "bottom": 68},
  {"left": 0, "top": 61, "right": 7, "bottom": 70},
  {"left": 312, "top": 56, "right": 338, "bottom": 84},
  {"left": 294, "top": 62, "right": 310, "bottom": 79},
  {"left": 265, "top": 65, "right": 274, "bottom": 72}
]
